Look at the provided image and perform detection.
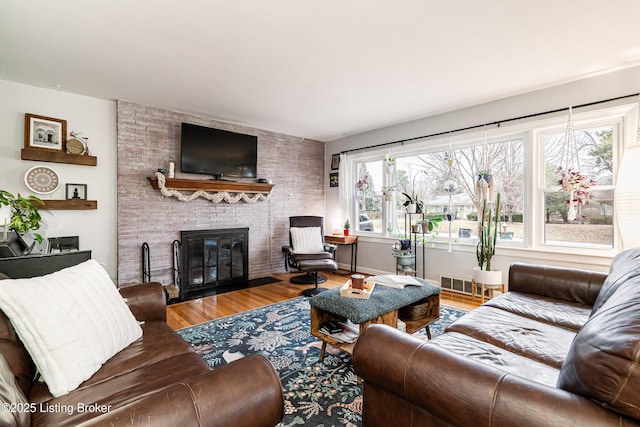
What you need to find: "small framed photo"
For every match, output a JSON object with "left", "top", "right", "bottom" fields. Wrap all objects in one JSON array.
[
  {"left": 331, "top": 153, "right": 340, "bottom": 170},
  {"left": 66, "top": 184, "right": 87, "bottom": 200},
  {"left": 329, "top": 172, "right": 339, "bottom": 187},
  {"left": 24, "top": 113, "right": 67, "bottom": 151}
]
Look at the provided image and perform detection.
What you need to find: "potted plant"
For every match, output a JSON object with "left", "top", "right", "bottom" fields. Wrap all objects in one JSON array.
[
  {"left": 343, "top": 219, "right": 350, "bottom": 236},
  {"left": 384, "top": 154, "right": 396, "bottom": 174},
  {"left": 474, "top": 192, "right": 502, "bottom": 285},
  {"left": 555, "top": 166, "right": 596, "bottom": 222},
  {"left": 402, "top": 192, "right": 422, "bottom": 214},
  {"left": 476, "top": 169, "right": 493, "bottom": 187},
  {"left": 0, "top": 190, "right": 44, "bottom": 242},
  {"left": 421, "top": 216, "right": 442, "bottom": 234},
  {"left": 382, "top": 185, "right": 395, "bottom": 201},
  {"left": 392, "top": 242, "right": 415, "bottom": 271},
  {"left": 0, "top": 190, "right": 44, "bottom": 256}
]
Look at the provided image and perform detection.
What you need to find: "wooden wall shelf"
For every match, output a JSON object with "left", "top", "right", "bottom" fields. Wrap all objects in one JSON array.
[
  {"left": 39, "top": 200, "right": 98, "bottom": 210},
  {"left": 147, "top": 176, "right": 274, "bottom": 194},
  {"left": 21, "top": 148, "right": 97, "bottom": 166}
]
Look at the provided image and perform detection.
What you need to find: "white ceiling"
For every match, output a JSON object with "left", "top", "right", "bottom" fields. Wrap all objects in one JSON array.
[{"left": 2, "top": 1, "right": 640, "bottom": 141}]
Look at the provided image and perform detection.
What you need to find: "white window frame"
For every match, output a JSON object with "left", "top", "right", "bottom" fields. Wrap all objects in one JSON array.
[{"left": 342, "top": 100, "right": 636, "bottom": 256}]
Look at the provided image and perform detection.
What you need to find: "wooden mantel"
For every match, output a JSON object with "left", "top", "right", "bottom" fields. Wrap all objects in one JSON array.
[{"left": 147, "top": 176, "right": 274, "bottom": 194}]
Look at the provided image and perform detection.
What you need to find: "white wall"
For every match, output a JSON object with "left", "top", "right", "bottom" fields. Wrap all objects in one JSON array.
[
  {"left": 325, "top": 65, "right": 640, "bottom": 282},
  {"left": 0, "top": 80, "right": 117, "bottom": 277}
]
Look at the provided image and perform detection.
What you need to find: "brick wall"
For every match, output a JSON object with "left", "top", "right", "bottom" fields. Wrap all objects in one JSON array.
[{"left": 116, "top": 101, "right": 325, "bottom": 286}]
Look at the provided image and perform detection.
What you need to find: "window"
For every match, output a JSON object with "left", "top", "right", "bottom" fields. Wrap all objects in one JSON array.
[
  {"left": 343, "top": 102, "right": 632, "bottom": 253},
  {"left": 354, "top": 159, "right": 384, "bottom": 233},
  {"left": 541, "top": 123, "right": 616, "bottom": 249},
  {"left": 391, "top": 137, "right": 525, "bottom": 242}
]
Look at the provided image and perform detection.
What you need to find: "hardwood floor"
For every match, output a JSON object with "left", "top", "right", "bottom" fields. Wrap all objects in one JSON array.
[{"left": 166, "top": 271, "right": 481, "bottom": 330}]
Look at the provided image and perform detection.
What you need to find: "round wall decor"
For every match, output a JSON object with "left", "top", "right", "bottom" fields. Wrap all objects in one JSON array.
[{"left": 24, "top": 166, "right": 60, "bottom": 194}]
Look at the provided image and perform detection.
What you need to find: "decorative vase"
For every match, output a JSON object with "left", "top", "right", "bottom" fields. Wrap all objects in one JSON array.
[
  {"left": 396, "top": 255, "right": 416, "bottom": 271},
  {"left": 473, "top": 267, "right": 502, "bottom": 285}
]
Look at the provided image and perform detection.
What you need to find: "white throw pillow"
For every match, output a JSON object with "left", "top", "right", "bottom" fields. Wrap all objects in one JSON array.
[
  {"left": 290, "top": 227, "right": 324, "bottom": 254},
  {"left": 0, "top": 259, "right": 142, "bottom": 397}
]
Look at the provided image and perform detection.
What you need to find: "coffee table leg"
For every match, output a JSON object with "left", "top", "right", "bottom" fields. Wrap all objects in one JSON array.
[
  {"left": 319, "top": 342, "right": 327, "bottom": 362},
  {"left": 425, "top": 326, "right": 432, "bottom": 340}
]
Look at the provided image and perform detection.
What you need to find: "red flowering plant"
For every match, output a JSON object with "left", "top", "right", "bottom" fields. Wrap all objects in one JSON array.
[
  {"left": 354, "top": 171, "right": 372, "bottom": 200},
  {"left": 555, "top": 166, "right": 596, "bottom": 221}
]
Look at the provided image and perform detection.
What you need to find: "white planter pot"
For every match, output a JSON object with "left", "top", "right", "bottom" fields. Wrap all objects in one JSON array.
[
  {"left": 396, "top": 255, "right": 416, "bottom": 271},
  {"left": 406, "top": 203, "right": 417, "bottom": 214},
  {"left": 473, "top": 267, "right": 503, "bottom": 285}
]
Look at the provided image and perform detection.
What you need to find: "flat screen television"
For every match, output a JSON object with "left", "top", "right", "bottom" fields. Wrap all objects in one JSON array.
[{"left": 180, "top": 123, "right": 258, "bottom": 180}]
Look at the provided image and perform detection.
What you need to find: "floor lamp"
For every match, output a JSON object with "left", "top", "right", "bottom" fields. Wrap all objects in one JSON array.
[{"left": 616, "top": 145, "right": 640, "bottom": 250}]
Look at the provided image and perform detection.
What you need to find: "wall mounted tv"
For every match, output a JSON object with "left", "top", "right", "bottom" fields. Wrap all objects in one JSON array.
[{"left": 180, "top": 123, "right": 258, "bottom": 180}]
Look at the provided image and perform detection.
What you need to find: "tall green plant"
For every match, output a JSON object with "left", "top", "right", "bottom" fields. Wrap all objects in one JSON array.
[
  {"left": 0, "top": 190, "right": 44, "bottom": 243},
  {"left": 476, "top": 192, "right": 501, "bottom": 271}
]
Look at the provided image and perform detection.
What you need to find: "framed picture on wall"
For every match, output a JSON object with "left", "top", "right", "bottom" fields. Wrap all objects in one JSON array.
[
  {"left": 24, "top": 114, "right": 67, "bottom": 151},
  {"left": 329, "top": 172, "right": 339, "bottom": 187},
  {"left": 331, "top": 153, "right": 340, "bottom": 170},
  {"left": 66, "top": 183, "right": 87, "bottom": 200}
]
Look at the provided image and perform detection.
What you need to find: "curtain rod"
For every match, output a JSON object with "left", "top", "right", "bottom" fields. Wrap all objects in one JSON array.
[{"left": 340, "top": 92, "right": 640, "bottom": 155}]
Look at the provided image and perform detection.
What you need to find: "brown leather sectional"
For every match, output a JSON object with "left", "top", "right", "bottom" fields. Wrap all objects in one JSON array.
[
  {"left": 0, "top": 281, "right": 284, "bottom": 426},
  {"left": 354, "top": 248, "right": 640, "bottom": 426}
]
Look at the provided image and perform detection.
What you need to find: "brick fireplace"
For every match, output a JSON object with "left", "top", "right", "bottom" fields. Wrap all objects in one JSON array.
[{"left": 115, "top": 101, "right": 326, "bottom": 287}]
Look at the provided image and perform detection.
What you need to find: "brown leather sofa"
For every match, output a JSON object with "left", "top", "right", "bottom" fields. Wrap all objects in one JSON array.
[
  {"left": 353, "top": 248, "right": 640, "bottom": 427},
  {"left": 0, "top": 280, "right": 284, "bottom": 426}
]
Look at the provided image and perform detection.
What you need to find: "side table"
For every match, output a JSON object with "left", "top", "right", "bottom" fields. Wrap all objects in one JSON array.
[{"left": 324, "top": 234, "right": 357, "bottom": 273}]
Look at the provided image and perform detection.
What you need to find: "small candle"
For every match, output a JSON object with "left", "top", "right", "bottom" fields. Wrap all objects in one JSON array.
[{"left": 168, "top": 161, "right": 175, "bottom": 178}]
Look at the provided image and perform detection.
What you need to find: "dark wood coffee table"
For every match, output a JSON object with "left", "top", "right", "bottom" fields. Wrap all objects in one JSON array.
[{"left": 309, "top": 278, "right": 440, "bottom": 361}]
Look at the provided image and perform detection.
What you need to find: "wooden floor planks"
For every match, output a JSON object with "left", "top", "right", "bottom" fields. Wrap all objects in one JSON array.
[{"left": 166, "top": 271, "right": 481, "bottom": 330}]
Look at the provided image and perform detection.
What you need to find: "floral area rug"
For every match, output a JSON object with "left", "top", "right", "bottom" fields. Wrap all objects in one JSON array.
[{"left": 177, "top": 296, "right": 467, "bottom": 427}]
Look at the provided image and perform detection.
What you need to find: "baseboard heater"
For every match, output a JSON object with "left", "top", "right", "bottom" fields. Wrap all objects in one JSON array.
[{"left": 439, "top": 274, "right": 487, "bottom": 298}]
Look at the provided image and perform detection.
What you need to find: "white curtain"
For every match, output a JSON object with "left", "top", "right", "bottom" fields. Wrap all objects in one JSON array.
[{"left": 338, "top": 153, "right": 350, "bottom": 226}]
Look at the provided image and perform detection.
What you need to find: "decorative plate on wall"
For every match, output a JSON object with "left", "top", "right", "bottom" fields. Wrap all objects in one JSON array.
[{"left": 24, "top": 166, "right": 60, "bottom": 194}]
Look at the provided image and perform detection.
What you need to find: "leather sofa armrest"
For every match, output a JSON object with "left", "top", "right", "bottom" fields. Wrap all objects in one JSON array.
[
  {"left": 353, "top": 325, "right": 631, "bottom": 427},
  {"left": 82, "top": 355, "right": 284, "bottom": 427},
  {"left": 508, "top": 262, "right": 607, "bottom": 305},
  {"left": 118, "top": 282, "right": 166, "bottom": 322}
]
